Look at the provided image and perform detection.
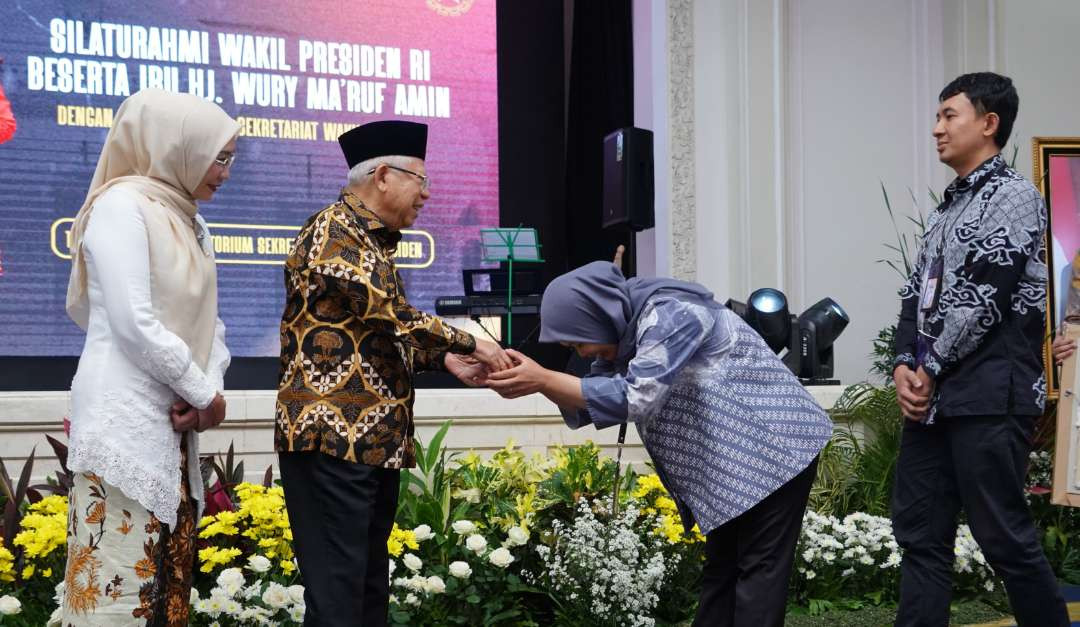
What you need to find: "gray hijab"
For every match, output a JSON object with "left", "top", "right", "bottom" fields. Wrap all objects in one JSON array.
[{"left": 539, "top": 261, "right": 719, "bottom": 361}]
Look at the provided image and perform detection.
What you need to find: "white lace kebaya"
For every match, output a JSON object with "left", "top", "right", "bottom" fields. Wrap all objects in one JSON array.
[{"left": 67, "top": 187, "right": 229, "bottom": 527}]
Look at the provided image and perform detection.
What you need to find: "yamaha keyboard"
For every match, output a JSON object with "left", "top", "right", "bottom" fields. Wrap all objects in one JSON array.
[{"left": 435, "top": 294, "right": 542, "bottom": 316}]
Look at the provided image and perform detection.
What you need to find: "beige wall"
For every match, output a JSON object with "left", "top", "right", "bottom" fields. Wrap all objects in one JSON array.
[
  {"left": 0, "top": 387, "right": 845, "bottom": 484},
  {"left": 635, "top": 0, "right": 1080, "bottom": 384}
]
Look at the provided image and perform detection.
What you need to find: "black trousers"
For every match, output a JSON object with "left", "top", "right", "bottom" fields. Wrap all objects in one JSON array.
[
  {"left": 279, "top": 451, "right": 400, "bottom": 627},
  {"left": 892, "top": 414, "right": 1068, "bottom": 627},
  {"left": 693, "top": 457, "right": 818, "bottom": 627}
]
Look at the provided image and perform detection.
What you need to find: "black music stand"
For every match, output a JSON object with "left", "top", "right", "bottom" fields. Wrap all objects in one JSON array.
[{"left": 480, "top": 227, "right": 543, "bottom": 344}]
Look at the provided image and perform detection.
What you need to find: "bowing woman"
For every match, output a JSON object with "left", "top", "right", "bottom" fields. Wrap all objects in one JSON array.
[{"left": 486, "top": 261, "right": 832, "bottom": 627}]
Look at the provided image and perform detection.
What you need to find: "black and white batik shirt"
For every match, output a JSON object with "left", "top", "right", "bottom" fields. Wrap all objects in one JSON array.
[{"left": 894, "top": 153, "right": 1048, "bottom": 418}]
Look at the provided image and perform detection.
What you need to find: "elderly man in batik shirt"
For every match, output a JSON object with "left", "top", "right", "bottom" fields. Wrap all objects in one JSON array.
[{"left": 275, "top": 120, "right": 511, "bottom": 627}]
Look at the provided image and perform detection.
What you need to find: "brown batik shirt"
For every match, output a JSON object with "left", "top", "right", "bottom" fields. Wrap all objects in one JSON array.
[{"left": 275, "top": 190, "right": 476, "bottom": 468}]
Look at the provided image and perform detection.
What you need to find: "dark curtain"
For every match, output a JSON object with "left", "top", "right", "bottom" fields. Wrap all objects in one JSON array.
[{"left": 563, "top": 0, "right": 635, "bottom": 275}]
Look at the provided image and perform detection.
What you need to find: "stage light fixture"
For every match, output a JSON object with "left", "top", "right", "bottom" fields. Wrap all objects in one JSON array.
[
  {"left": 727, "top": 289, "right": 850, "bottom": 384},
  {"left": 745, "top": 288, "right": 791, "bottom": 354},
  {"left": 787, "top": 297, "right": 849, "bottom": 382}
]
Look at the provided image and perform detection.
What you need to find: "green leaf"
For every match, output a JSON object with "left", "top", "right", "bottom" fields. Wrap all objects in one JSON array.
[
  {"left": 467, "top": 594, "right": 481, "bottom": 604},
  {"left": 427, "top": 420, "right": 453, "bottom": 471}
]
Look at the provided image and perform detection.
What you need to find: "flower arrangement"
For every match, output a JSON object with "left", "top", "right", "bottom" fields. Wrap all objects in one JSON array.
[
  {"left": 196, "top": 483, "right": 295, "bottom": 578},
  {"left": 791, "top": 510, "right": 997, "bottom": 611},
  {"left": 190, "top": 567, "right": 305, "bottom": 626},
  {"left": 526, "top": 499, "right": 669, "bottom": 627},
  {"left": 0, "top": 418, "right": 1049, "bottom": 625},
  {"left": 387, "top": 519, "right": 537, "bottom": 626}
]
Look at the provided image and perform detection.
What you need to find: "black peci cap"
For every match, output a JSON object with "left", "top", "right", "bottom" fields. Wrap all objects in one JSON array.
[{"left": 337, "top": 120, "right": 428, "bottom": 169}]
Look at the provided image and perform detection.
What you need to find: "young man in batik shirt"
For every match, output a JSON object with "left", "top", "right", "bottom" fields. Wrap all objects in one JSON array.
[{"left": 891, "top": 72, "right": 1067, "bottom": 627}]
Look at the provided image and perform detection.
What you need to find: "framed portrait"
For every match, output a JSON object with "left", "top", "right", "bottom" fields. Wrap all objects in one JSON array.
[
  {"left": 1053, "top": 323, "right": 1080, "bottom": 508},
  {"left": 1034, "top": 137, "right": 1080, "bottom": 400}
]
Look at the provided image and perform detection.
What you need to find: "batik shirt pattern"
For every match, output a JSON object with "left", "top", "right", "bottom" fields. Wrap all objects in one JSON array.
[
  {"left": 275, "top": 191, "right": 475, "bottom": 468},
  {"left": 893, "top": 154, "right": 1048, "bottom": 417}
]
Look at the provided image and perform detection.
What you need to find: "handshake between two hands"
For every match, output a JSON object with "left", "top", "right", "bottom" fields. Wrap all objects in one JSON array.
[
  {"left": 165, "top": 338, "right": 544, "bottom": 434},
  {"left": 445, "top": 339, "right": 549, "bottom": 399},
  {"left": 169, "top": 393, "right": 227, "bottom": 434}
]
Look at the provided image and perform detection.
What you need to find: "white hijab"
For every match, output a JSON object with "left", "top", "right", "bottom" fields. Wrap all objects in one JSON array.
[{"left": 66, "top": 88, "right": 239, "bottom": 368}]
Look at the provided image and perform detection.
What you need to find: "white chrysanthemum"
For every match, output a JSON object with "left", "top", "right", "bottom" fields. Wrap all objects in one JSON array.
[
  {"left": 223, "top": 600, "right": 242, "bottom": 617},
  {"left": 242, "top": 583, "right": 262, "bottom": 600},
  {"left": 262, "top": 582, "right": 291, "bottom": 609}
]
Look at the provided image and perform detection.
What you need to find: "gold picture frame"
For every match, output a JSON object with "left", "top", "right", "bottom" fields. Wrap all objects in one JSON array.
[{"left": 1033, "top": 136, "right": 1080, "bottom": 401}]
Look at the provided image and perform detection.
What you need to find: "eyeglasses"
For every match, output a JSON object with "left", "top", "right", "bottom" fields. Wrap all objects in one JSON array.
[
  {"left": 213, "top": 153, "right": 236, "bottom": 168},
  {"left": 369, "top": 164, "right": 430, "bottom": 192}
]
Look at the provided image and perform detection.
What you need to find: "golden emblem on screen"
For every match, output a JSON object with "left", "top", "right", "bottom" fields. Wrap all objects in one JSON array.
[{"left": 427, "top": 0, "right": 474, "bottom": 17}]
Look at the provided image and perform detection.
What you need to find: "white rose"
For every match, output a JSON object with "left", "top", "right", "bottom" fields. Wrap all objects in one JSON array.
[
  {"left": 405, "top": 593, "right": 420, "bottom": 607},
  {"left": 465, "top": 534, "right": 488, "bottom": 554},
  {"left": 388, "top": 559, "right": 396, "bottom": 576},
  {"left": 216, "top": 568, "right": 246, "bottom": 596},
  {"left": 287, "top": 584, "right": 306, "bottom": 606},
  {"left": 507, "top": 526, "right": 529, "bottom": 546},
  {"left": 451, "top": 520, "right": 476, "bottom": 535},
  {"left": 488, "top": 547, "right": 514, "bottom": 568},
  {"left": 403, "top": 553, "right": 423, "bottom": 572},
  {"left": 448, "top": 561, "right": 472, "bottom": 579},
  {"left": 247, "top": 554, "right": 272, "bottom": 573},
  {"left": 0, "top": 595, "right": 22, "bottom": 615},
  {"left": 426, "top": 576, "right": 447, "bottom": 594},
  {"left": 412, "top": 524, "right": 435, "bottom": 542},
  {"left": 261, "top": 582, "right": 291, "bottom": 609},
  {"left": 289, "top": 605, "right": 306, "bottom": 622}
]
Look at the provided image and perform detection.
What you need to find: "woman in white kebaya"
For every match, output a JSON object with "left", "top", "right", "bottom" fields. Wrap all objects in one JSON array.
[{"left": 61, "top": 88, "right": 238, "bottom": 626}]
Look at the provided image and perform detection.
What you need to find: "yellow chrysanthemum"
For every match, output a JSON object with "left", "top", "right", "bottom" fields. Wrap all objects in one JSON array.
[
  {"left": 386, "top": 524, "right": 418, "bottom": 558},
  {"left": 198, "top": 546, "right": 242, "bottom": 573},
  {"left": 0, "top": 543, "right": 15, "bottom": 583},
  {"left": 654, "top": 496, "right": 678, "bottom": 513},
  {"left": 633, "top": 474, "right": 666, "bottom": 499},
  {"left": 13, "top": 496, "right": 69, "bottom": 561}
]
